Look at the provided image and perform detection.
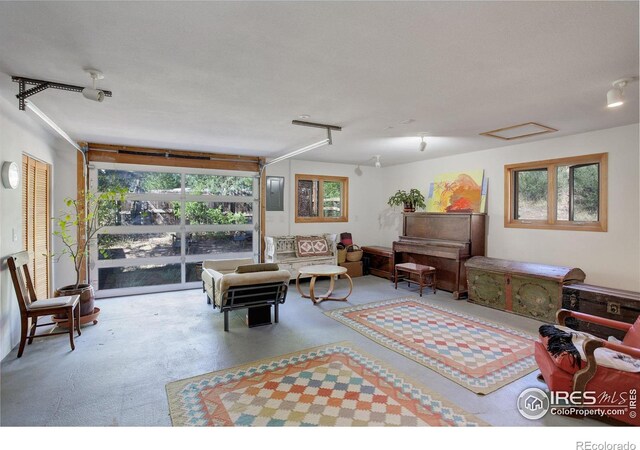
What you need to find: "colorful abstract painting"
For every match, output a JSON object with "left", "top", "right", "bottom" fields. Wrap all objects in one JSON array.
[
  {"left": 165, "top": 342, "right": 485, "bottom": 426},
  {"left": 426, "top": 169, "right": 486, "bottom": 213}
]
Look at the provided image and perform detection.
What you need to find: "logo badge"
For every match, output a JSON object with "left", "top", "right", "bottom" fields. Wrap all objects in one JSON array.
[{"left": 517, "top": 387, "right": 550, "bottom": 420}]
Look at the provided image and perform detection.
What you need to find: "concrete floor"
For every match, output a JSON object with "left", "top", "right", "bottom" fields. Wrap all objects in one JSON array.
[{"left": 0, "top": 275, "right": 601, "bottom": 427}]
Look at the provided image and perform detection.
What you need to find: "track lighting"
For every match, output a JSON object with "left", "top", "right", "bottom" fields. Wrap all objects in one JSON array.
[
  {"left": 374, "top": 155, "right": 381, "bottom": 168},
  {"left": 12, "top": 70, "right": 112, "bottom": 110},
  {"left": 419, "top": 136, "right": 427, "bottom": 152},
  {"left": 606, "top": 77, "right": 638, "bottom": 108},
  {"left": 82, "top": 70, "right": 106, "bottom": 102}
]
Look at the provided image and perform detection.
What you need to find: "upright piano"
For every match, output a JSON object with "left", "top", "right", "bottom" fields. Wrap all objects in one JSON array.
[{"left": 392, "top": 212, "right": 486, "bottom": 299}]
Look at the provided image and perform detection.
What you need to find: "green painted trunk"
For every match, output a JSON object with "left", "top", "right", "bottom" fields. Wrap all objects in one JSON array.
[{"left": 467, "top": 269, "right": 506, "bottom": 309}]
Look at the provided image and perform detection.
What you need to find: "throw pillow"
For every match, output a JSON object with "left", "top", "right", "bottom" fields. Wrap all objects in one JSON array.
[
  {"left": 295, "top": 236, "right": 331, "bottom": 257},
  {"left": 235, "top": 263, "right": 280, "bottom": 274}
]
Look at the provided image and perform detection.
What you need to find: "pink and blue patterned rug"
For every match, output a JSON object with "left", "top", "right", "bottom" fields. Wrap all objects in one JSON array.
[
  {"left": 325, "top": 298, "right": 537, "bottom": 394},
  {"left": 165, "top": 342, "right": 484, "bottom": 426}
]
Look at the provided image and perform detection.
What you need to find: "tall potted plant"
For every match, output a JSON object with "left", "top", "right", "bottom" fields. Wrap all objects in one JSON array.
[
  {"left": 387, "top": 188, "right": 426, "bottom": 212},
  {"left": 53, "top": 189, "right": 125, "bottom": 317}
]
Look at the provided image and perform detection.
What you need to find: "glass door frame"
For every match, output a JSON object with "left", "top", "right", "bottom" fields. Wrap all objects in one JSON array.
[{"left": 88, "top": 162, "right": 259, "bottom": 298}]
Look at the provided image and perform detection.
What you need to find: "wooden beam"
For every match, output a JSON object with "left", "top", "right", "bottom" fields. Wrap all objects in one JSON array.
[
  {"left": 77, "top": 149, "right": 87, "bottom": 284},
  {"left": 260, "top": 159, "right": 266, "bottom": 263},
  {"left": 87, "top": 143, "right": 261, "bottom": 164},
  {"left": 87, "top": 149, "right": 260, "bottom": 172}
]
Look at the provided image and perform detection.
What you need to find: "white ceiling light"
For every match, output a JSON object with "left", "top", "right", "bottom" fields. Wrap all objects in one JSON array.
[
  {"left": 82, "top": 69, "right": 106, "bottom": 102},
  {"left": 606, "top": 77, "right": 638, "bottom": 108},
  {"left": 606, "top": 86, "right": 623, "bottom": 107},
  {"left": 419, "top": 136, "right": 427, "bottom": 152},
  {"left": 374, "top": 155, "right": 381, "bottom": 168}
]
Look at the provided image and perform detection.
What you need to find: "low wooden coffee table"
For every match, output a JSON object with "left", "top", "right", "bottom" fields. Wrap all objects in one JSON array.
[
  {"left": 394, "top": 263, "right": 437, "bottom": 297},
  {"left": 296, "top": 264, "right": 353, "bottom": 304}
]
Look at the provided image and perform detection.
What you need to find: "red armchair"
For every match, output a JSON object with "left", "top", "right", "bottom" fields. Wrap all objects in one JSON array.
[{"left": 535, "top": 309, "right": 640, "bottom": 426}]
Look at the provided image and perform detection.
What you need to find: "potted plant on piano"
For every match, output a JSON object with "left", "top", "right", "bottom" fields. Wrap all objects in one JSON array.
[
  {"left": 387, "top": 188, "right": 426, "bottom": 213},
  {"left": 51, "top": 188, "right": 125, "bottom": 325}
]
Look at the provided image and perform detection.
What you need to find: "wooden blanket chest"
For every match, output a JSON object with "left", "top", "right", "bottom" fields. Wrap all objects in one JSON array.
[
  {"left": 466, "top": 256, "right": 586, "bottom": 322},
  {"left": 361, "top": 246, "right": 394, "bottom": 280},
  {"left": 562, "top": 284, "right": 640, "bottom": 340}
]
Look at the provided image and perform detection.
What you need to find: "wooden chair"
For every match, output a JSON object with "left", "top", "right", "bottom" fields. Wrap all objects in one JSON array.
[{"left": 6, "top": 251, "right": 81, "bottom": 358}]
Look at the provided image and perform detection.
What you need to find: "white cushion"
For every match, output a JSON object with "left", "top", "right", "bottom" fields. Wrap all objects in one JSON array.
[{"left": 29, "top": 296, "right": 77, "bottom": 309}]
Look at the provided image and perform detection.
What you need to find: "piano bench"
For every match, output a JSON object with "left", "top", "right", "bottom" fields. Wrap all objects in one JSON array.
[{"left": 394, "top": 263, "right": 437, "bottom": 297}]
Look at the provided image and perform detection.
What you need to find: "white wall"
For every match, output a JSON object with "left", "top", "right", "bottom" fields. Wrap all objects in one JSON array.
[
  {"left": 376, "top": 124, "right": 639, "bottom": 291},
  {"left": 0, "top": 95, "right": 74, "bottom": 360},
  {"left": 265, "top": 159, "right": 384, "bottom": 244}
]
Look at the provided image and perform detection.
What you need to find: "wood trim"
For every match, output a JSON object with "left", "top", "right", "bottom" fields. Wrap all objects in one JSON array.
[
  {"left": 294, "top": 174, "right": 349, "bottom": 223},
  {"left": 77, "top": 150, "right": 87, "bottom": 284},
  {"left": 504, "top": 153, "right": 607, "bottom": 232},
  {"left": 503, "top": 165, "right": 511, "bottom": 229},
  {"left": 87, "top": 149, "right": 259, "bottom": 172},
  {"left": 548, "top": 163, "right": 557, "bottom": 224},
  {"left": 87, "top": 143, "right": 260, "bottom": 162},
  {"left": 259, "top": 160, "right": 266, "bottom": 262},
  {"left": 480, "top": 122, "right": 557, "bottom": 141},
  {"left": 86, "top": 143, "right": 261, "bottom": 172},
  {"left": 504, "top": 153, "right": 606, "bottom": 171},
  {"left": 599, "top": 153, "right": 608, "bottom": 232}
]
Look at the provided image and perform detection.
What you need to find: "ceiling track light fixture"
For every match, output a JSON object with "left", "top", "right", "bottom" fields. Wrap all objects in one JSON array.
[
  {"left": 263, "top": 120, "right": 342, "bottom": 168},
  {"left": 12, "top": 70, "right": 113, "bottom": 110},
  {"left": 419, "top": 136, "right": 427, "bottom": 152},
  {"left": 82, "top": 69, "right": 106, "bottom": 102},
  {"left": 606, "top": 76, "right": 638, "bottom": 108}
]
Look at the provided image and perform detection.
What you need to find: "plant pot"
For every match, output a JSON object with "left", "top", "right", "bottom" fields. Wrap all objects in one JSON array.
[
  {"left": 403, "top": 202, "right": 415, "bottom": 213},
  {"left": 54, "top": 284, "right": 95, "bottom": 317}
]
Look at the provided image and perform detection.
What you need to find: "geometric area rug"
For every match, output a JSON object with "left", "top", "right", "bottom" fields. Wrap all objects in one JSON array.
[
  {"left": 325, "top": 298, "right": 537, "bottom": 395},
  {"left": 165, "top": 342, "right": 485, "bottom": 426}
]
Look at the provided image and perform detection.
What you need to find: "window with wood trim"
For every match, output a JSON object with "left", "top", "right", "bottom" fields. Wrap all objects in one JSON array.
[
  {"left": 295, "top": 174, "right": 349, "bottom": 223},
  {"left": 504, "top": 153, "right": 607, "bottom": 231},
  {"left": 22, "top": 155, "right": 51, "bottom": 298}
]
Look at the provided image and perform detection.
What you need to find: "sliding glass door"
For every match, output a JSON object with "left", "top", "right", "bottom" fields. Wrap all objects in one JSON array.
[{"left": 89, "top": 163, "right": 258, "bottom": 297}]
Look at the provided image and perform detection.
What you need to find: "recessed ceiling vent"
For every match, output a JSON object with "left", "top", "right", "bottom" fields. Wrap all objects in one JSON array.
[{"left": 480, "top": 122, "right": 557, "bottom": 140}]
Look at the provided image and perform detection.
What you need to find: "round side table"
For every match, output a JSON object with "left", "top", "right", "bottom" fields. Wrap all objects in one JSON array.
[{"left": 296, "top": 264, "right": 353, "bottom": 304}]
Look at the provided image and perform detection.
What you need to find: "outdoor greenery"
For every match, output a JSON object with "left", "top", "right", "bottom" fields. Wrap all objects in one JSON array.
[
  {"left": 322, "top": 181, "right": 343, "bottom": 217},
  {"left": 95, "top": 170, "right": 254, "bottom": 265},
  {"left": 96, "top": 169, "right": 253, "bottom": 226},
  {"left": 517, "top": 164, "right": 598, "bottom": 221},
  {"left": 97, "top": 169, "right": 253, "bottom": 196},
  {"left": 53, "top": 188, "right": 127, "bottom": 288},
  {"left": 172, "top": 202, "right": 247, "bottom": 225}
]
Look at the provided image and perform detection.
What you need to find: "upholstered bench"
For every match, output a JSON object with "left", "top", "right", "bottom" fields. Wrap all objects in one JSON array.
[
  {"left": 265, "top": 234, "right": 337, "bottom": 279},
  {"left": 394, "top": 262, "right": 437, "bottom": 297}
]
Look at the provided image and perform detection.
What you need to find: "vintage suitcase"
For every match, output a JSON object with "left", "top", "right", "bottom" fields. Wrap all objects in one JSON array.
[
  {"left": 466, "top": 256, "right": 586, "bottom": 323},
  {"left": 562, "top": 284, "right": 640, "bottom": 340},
  {"left": 339, "top": 261, "right": 363, "bottom": 278}
]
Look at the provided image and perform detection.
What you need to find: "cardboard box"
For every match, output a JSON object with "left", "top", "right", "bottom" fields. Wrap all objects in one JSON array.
[{"left": 340, "top": 261, "right": 363, "bottom": 278}]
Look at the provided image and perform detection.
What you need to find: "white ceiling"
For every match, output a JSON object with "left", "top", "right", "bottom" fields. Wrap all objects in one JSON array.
[{"left": 0, "top": 1, "right": 637, "bottom": 167}]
